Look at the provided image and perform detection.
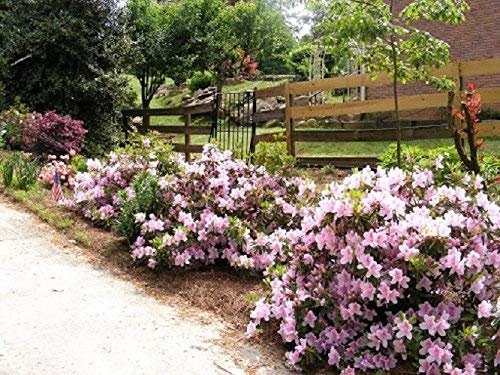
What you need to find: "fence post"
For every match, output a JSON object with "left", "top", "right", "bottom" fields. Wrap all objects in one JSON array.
[
  {"left": 184, "top": 108, "right": 191, "bottom": 161},
  {"left": 249, "top": 90, "right": 257, "bottom": 159},
  {"left": 284, "top": 82, "right": 295, "bottom": 156}
]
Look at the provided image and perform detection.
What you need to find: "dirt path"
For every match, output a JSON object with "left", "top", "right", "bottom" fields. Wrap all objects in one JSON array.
[{"left": 0, "top": 201, "right": 288, "bottom": 375}]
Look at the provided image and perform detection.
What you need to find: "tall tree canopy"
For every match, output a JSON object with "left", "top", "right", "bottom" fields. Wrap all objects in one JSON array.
[
  {"left": 0, "top": 0, "right": 134, "bottom": 151},
  {"left": 127, "top": 0, "right": 172, "bottom": 109},
  {"left": 126, "top": 0, "right": 296, "bottom": 104}
]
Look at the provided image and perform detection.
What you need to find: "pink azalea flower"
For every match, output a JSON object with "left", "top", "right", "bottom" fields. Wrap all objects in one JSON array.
[
  {"left": 302, "top": 310, "right": 317, "bottom": 328},
  {"left": 477, "top": 300, "right": 492, "bottom": 319},
  {"left": 396, "top": 319, "right": 413, "bottom": 340}
]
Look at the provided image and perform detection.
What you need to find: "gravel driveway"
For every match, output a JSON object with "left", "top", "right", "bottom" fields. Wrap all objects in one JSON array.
[{"left": 0, "top": 201, "right": 284, "bottom": 375}]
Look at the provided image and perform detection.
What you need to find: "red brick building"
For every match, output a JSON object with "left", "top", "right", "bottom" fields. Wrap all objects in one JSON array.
[{"left": 367, "top": 0, "right": 500, "bottom": 116}]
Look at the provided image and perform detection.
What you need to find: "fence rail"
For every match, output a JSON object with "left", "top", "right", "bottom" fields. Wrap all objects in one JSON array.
[
  {"left": 123, "top": 57, "right": 500, "bottom": 166},
  {"left": 253, "top": 57, "right": 500, "bottom": 166},
  {"left": 122, "top": 103, "right": 213, "bottom": 160}
]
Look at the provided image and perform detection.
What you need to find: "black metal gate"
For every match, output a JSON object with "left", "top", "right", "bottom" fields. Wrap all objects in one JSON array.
[{"left": 210, "top": 90, "right": 256, "bottom": 160}]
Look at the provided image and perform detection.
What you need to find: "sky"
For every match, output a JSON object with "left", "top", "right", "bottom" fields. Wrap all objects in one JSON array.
[{"left": 285, "top": 2, "right": 313, "bottom": 38}]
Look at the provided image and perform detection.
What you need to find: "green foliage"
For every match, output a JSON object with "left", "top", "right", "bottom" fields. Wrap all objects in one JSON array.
[
  {"left": 228, "top": 0, "right": 296, "bottom": 76},
  {"left": 288, "top": 42, "right": 342, "bottom": 80},
  {"left": 116, "top": 172, "right": 161, "bottom": 243},
  {"left": 116, "top": 134, "right": 176, "bottom": 175},
  {"left": 253, "top": 137, "right": 295, "bottom": 176},
  {"left": 0, "top": 105, "right": 31, "bottom": 150},
  {"left": 70, "top": 155, "right": 88, "bottom": 174},
  {"left": 0, "top": 153, "right": 16, "bottom": 187},
  {"left": 161, "top": 0, "right": 296, "bottom": 85},
  {"left": 315, "top": 0, "right": 470, "bottom": 90},
  {"left": 15, "top": 155, "right": 39, "bottom": 190},
  {"left": 126, "top": 0, "right": 171, "bottom": 108},
  {"left": 0, "top": 0, "right": 134, "bottom": 153},
  {"left": 0, "top": 152, "right": 40, "bottom": 190},
  {"left": 187, "top": 71, "right": 217, "bottom": 92}
]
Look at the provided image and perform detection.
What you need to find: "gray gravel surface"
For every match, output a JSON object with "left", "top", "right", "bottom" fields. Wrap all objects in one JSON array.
[{"left": 0, "top": 201, "right": 287, "bottom": 375}]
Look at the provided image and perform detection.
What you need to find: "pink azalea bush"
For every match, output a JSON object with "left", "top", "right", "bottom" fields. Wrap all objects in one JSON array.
[
  {"left": 248, "top": 167, "right": 499, "bottom": 373},
  {"left": 70, "top": 144, "right": 315, "bottom": 270},
  {"left": 123, "top": 145, "right": 315, "bottom": 270},
  {"left": 66, "top": 140, "right": 499, "bottom": 373},
  {"left": 22, "top": 111, "right": 87, "bottom": 156},
  {"left": 70, "top": 137, "right": 179, "bottom": 225},
  {"left": 38, "top": 153, "right": 78, "bottom": 189}
]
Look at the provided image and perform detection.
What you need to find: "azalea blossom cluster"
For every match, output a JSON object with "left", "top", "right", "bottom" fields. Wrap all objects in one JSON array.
[
  {"left": 38, "top": 153, "right": 77, "bottom": 189},
  {"left": 67, "top": 141, "right": 499, "bottom": 372},
  {"left": 69, "top": 143, "right": 181, "bottom": 223},
  {"left": 248, "top": 167, "right": 499, "bottom": 373},
  {"left": 127, "top": 145, "right": 315, "bottom": 270}
]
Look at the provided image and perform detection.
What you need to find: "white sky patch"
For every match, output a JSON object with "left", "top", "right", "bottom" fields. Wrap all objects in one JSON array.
[{"left": 285, "top": 2, "right": 313, "bottom": 38}]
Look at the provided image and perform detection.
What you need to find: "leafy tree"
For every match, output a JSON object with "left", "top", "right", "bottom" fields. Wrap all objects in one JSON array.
[
  {"left": 314, "top": 0, "right": 470, "bottom": 166},
  {"left": 162, "top": 0, "right": 229, "bottom": 86},
  {"left": 126, "top": 0, "right": 172, "bottom": 109},
  {"left": 227, "top": 0, "right": 296, "bottom": 76},
  {"left": 0, "top": 0, "right": 134, "bottom": 152},
  {"left": 164, "top": 0, "right": 296, "bottom": 88}
]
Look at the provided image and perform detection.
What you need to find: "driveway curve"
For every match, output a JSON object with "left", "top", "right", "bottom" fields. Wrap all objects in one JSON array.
[{"left": 0, "top": 201, "right": 285, "bottom": 375}]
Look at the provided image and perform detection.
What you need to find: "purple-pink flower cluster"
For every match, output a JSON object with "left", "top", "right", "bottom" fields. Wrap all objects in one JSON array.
[
  {"left": 129, "top": 145, "right": 315, "bottom": 270},
  {"left": 67, "top": 142, "right": 499, "bottom": 373},
  {"left": 70, "top": 147, "right": 174, "bottom": 223},
  {"left": 248, "top": 167, "right": 499, "bottom": 373}
]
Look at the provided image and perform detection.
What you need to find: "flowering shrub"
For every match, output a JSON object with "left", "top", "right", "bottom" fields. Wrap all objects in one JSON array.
[
  {"left": 69, "top": 144, "right": 316, "bottom": 270},
  {"left": 380, "top": 144, "right": 499, "bottom": 194},
  {"left": 38, "top": 153, "right": 79, "bottom": 189},
  {"left": 122, "top": 145, "right": 315, "bottom": 270},
  {"left": 22, "top": 111, "right": 87, "bottom": 156},
  {"left": 0, "top": 105, "right": 32, "bottom": 150},
  {"left": 66, "top": 140, "right": 499, "bottom": 373},
  {"left": 70, "top": 136, "right": 179, "bottom": 225},
  {"left": 248, "top": 167, "right": 499, "bottom": 373}
]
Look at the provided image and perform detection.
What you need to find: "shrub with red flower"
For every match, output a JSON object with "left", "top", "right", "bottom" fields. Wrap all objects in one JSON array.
[
  {"left": 452, "top": 84, "right": 484, "bottom": 175},
  {"left": 22, "top": 111, "right": 87, "bottom": 157}
]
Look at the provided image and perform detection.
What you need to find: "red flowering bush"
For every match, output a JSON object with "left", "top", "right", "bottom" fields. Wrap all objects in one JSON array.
[
  {"left": 249, "top": 167, "right": 499, "bottom": 373},
  {"left": 22, "top": 111, "right": 87, "bottom": 156}
]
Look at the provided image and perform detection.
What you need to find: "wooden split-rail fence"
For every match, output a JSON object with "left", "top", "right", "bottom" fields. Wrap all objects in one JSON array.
[{"left": 122, "top": 57, "right": 500, "bottom": 167}]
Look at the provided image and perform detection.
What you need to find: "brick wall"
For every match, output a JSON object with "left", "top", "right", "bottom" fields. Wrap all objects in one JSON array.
[{"left": 366, "top": 0, "right": 500, "bottom": 119}]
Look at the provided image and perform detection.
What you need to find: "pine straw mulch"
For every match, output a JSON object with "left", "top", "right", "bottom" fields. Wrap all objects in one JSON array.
[
  {"left": 0, "top": 178, "right": 417, "bottom": 374},
  {"left": 0, "top": 188, "right": 288, "bottom": 373}
]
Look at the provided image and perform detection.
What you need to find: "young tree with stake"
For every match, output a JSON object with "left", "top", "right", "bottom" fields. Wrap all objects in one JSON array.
[{"left": 314, "top": 0, "right": 470, "bottom": 167}]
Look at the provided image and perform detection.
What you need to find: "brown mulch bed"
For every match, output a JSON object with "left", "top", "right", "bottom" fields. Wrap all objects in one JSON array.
[{"left": 0, "top": 188, "right": 287, "bottom": 373}]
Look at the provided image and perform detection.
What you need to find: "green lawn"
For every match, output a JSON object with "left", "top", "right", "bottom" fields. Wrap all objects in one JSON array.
[
  {"left": 126, "top": 76, "right": 499, "bottom": 158},
  {"left": 126, "top": 76, "right": 288, "bottom": 127},
  {"left": 295, "top": 137, "right": 500, "bottom": 157}
]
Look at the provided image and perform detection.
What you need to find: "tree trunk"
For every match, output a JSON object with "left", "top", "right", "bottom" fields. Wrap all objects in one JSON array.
[
  {"left": 390, "top": 0, "right": 402, "bottom": 167},
  {"left": 391, "top": 44, "right": 402, "bottom": 168}
]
